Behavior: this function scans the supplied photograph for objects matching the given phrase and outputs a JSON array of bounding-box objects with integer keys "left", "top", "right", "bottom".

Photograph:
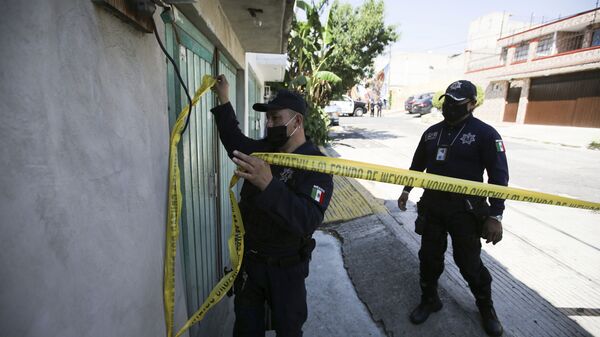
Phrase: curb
[{"left": 320, "top": 145, "right": 387, "bottom": 225}]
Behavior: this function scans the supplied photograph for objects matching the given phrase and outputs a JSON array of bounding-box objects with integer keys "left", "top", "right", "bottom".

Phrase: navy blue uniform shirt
[
  {"left": 211, "top": 102, "right": 333, "bottom": 255},
  {"left": 404, "top": 115, "right": 509, "bottom": 216}
]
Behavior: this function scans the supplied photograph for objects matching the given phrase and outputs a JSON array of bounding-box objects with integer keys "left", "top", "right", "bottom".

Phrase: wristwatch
[{"left": 489, "top": 215, "right": 503, "bottom": 222}]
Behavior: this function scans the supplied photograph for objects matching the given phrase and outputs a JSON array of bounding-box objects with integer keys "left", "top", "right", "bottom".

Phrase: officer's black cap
[
  {"left": 440, "top": 80, "right": 477, "bottom": 102},
  {"left": 253, "top": 89, "right": 307, "bottom": 115}
]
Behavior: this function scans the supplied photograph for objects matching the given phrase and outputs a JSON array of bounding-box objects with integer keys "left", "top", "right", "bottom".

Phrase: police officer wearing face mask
[
  {"left": 211, "top": 74, "right": 333, "bottom": 337},
  {"left": 397, "top": 80, "right": 509, "bottom": 336}
]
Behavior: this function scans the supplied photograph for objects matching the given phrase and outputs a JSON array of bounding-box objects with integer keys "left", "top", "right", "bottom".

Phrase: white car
[
  {"left": 324, "top": 104, "right": 340, "bottom": 126},
  {"left": 329, "top": 95, "right": 366, "bottom": 117}
]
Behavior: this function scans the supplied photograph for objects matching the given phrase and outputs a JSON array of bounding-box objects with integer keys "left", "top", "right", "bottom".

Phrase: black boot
[
  {"left": 478, "top": 302, "right": 503, "bottom": 336},
  {"left": 409, "top": 294, "right": 443, "bottom": 324}
]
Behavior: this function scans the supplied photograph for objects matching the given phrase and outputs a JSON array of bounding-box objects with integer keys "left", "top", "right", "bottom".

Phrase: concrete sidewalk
[
  {"left": 490, "top": 121, "right": 600, "bottom": 149},
  {"left": 304, "top": 231, "right": 387, "bottom": 337},
  {"left": 299, "top": 158, "right": 486, "bottom": 336},
  {"left": 305, "top": 145, "right": 596, "bottom": 337}
]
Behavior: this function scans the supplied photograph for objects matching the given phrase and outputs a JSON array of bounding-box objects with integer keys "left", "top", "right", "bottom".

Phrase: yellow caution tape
[
  {"left": 164, "top": 76, "right": 599, "bottom": 337},
  {"left": 164, "top": 75, "right": 244, "bottom": 337},
  {"left": 252, "top": 152, "right": 600, "bottom": 211},
  {"left": 172, "top": 174, "right": 244, "bottom": 337}
]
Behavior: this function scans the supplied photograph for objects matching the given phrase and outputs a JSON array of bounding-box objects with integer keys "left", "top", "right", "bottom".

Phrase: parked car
[
  {"left": 404, "top": 95, "right": 416, "bottom": 112},
  {"left": 330, "top": 95, "right": 367, "bottom": 117},
  {"left": 412, "top": 96, "right": 433, "bottom": 116},
  {"left": 324, "top": 104, "right": 341, "bottom": 126},
  {"left": 409, "top": 92, "right": 434, "bottom": 114}
]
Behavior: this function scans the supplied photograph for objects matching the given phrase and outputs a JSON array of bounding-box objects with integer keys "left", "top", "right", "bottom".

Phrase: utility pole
[{"left": 500, "top": 11, "right": 507, "bottom": 38}]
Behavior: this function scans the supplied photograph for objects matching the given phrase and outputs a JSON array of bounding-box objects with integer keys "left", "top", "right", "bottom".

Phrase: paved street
[{"left": 327, "top": 111, "right": 600, "bottom": 336}]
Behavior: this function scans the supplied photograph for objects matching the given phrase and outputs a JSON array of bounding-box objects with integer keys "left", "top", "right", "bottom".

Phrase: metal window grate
[
  {"left": 592, "top": 29, "right": 600, "bottom": 47},
  {"left": 536, "top": 36, "right": 554, "bottom": 57},
  {"left": 513, "top": 44, "right": 529, "bottom": 62}
]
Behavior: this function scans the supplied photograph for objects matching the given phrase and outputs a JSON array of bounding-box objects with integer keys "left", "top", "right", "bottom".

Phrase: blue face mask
[{"left": 266, "top": 114, "right": 298, "bottom": 147}]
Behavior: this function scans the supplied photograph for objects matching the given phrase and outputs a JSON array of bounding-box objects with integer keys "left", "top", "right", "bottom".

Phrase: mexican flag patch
[
  {"left": 495, "top": 139, "right": 505, "bottom": 152},
  {"left": 311, "top": 185, "right": 325, "bottom": 204}
]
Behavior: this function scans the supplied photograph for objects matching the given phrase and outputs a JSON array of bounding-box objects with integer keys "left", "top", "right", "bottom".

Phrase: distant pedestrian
[
  {"left": 376, "top": 98, "right": 383, "bottom": 117},
  {"left": 397, "top": 80, "right": 508, "bottom": 337},
  {"left": 369, "top": 98, "right": 375, "bottom": 117}
]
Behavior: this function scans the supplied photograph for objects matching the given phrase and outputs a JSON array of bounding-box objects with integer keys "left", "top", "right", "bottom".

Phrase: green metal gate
[
  {"left": 217, "top": 55, "right": 237, "bottom": 269},
  {"left": 163, "top": 10, "right": 223, "bottom": 331}
]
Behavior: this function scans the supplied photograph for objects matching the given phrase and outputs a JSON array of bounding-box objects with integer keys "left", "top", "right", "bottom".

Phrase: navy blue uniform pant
[
  {"left": 418, "top": 194, "right": 492, "bottom": 303},
  {"left": 233, "top": 256, "right": 309, "bottom": 337}
]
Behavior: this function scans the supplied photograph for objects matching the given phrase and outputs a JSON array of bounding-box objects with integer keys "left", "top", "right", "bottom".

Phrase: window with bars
[
  {"left": 536, "top": 36, "right": 554, "bottom": 57},
  {"left": 556, "top": 32, "right": 584, "bottom": 53},
  {"left": 592, "top": 29, "right": 600, "bottom": 47},
  {"left": 513, "top": 44, "right": 529, "bottom": 62}
]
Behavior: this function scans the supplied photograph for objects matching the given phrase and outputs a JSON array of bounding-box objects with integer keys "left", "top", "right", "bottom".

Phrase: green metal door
[
  {"left": 163, "top": 10, "right": 221, "bottom": 329},
  {"left": 217, "top": 55, "right": 237, "bottom": 268}
]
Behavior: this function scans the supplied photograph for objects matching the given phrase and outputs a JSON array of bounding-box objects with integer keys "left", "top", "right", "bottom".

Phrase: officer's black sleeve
[
  {"left": 210, "top": 102, "right": 270, "bottom": 157},
  {"left": 254, "top": 171, "right": 333, "bottom": 237},
  {"left": 482, "top": 128, "right": 509, "bottom": 216},
  {"left": 403, "top": 132, "right": 428, "bottom": 193}
]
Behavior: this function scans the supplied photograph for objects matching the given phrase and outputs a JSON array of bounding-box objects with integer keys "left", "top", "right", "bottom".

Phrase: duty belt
[{"left": 245, "top": 249, "right": 304, "bottom": 267}]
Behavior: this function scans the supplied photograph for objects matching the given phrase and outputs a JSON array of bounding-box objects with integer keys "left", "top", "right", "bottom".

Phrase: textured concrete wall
[
  {"left": 475, "top": 80, "right": 509, "bottom": 122},
  {"left": 0, "top": 1, "right": 191, "bottom": 336},
  {"left": 516, "top": 78, "right": 531, "bottom": 124}
]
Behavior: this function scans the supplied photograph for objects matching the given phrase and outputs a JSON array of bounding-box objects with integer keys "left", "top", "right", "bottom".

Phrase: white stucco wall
[{"left": 0, "top": 1, "right": 192, "bottom": 336}]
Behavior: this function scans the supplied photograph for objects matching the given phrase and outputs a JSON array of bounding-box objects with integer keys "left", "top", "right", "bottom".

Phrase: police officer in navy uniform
[
  {"left": 398, "top": 80, "right": 508, "bottom": 336},
  {"left": 211, "top": 75, "right": 333, "bottom": 337}
]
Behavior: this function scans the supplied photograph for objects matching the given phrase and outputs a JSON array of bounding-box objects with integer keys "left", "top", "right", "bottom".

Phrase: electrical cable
[
  {"left": 151, "top": 11, "right": 195, "bottom": 134},
  {"left": 150, "top": 0, "right": 169, "bottom": 8}
]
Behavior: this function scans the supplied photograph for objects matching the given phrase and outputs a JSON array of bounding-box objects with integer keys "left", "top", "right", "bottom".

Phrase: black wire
[
  {"left": 151, "top": 13, "right": 195, "bottom": 134},
  {"left": 150, "top": 0, "right": 168, "bottom": 8}
]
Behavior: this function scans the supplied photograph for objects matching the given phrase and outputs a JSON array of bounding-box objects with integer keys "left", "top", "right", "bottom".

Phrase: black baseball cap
[
  {"left": 253, "top": 89, "right": 308, "bottom": 115},
  {"left": 440, "top": 80, "right": 477, "bottom": 102}
]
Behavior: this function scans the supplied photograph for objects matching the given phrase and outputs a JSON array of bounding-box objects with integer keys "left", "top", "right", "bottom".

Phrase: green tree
[
  {"left": 286, "top": 0, "right": 342, "bottom": 145},
  {"left": 325, "top": 0, "right": 398, "bottom": 96},
  {"left": 432, "top": 91, "right": 445, "bottom": 110}
]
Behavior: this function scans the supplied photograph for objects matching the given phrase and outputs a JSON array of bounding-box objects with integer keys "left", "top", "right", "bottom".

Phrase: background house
[
  {"left": 466, "top": 8, "right": 600, "bottom": 127},
  {"left": 376, "top": 51, "right": 466, "bottom": 110}
]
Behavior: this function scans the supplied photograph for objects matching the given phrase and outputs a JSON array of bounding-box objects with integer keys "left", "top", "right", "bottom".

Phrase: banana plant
[{"left": 286, "top": 1, "right": 342, "bottom": 144}]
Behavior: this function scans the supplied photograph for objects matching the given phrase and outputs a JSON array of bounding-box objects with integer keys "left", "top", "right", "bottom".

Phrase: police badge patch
[
  {"left": 449, "top": 81, "right": 462, "bottom": 90},
  {"left": 460, "top": 132, "right": 476, "bottom": 145},
  {"left": 279, "top": 168, "right": 294, "bottom": 182}
]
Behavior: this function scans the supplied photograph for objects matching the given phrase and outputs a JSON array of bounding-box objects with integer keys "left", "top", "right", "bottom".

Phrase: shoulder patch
[
  {"left": 425, "top": 131, "right": 438, "bottom": 141},
  {"left": 311, "top": 185, "right": 326, "bottom": 205},
  {"left": 495, "top": 140, "right": 505, "bottom": 152}
]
